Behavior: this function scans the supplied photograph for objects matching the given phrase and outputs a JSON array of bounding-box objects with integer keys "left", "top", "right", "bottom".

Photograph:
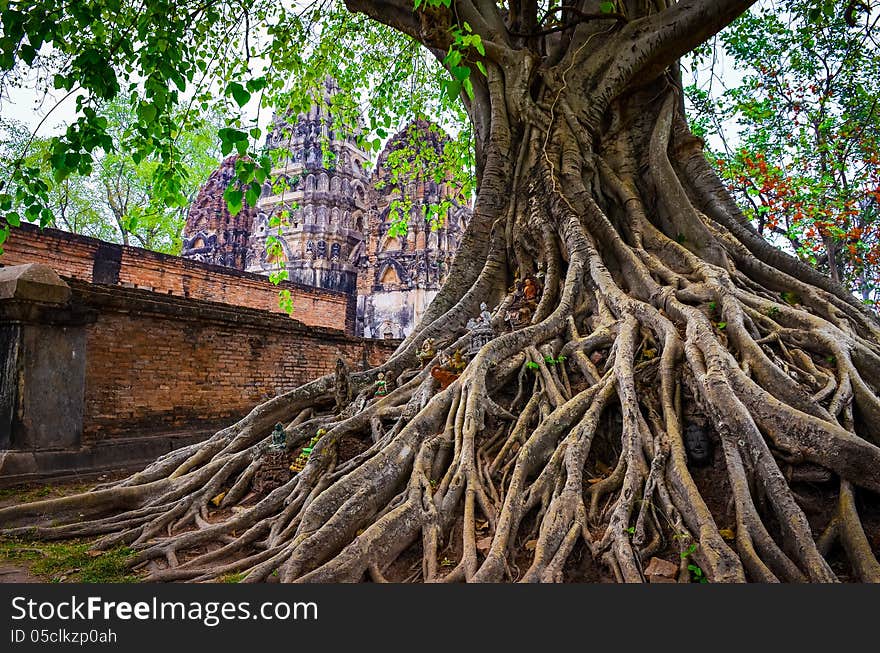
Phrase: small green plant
[
  {"left": 675, "top": 232, "right": 687, "bottom": 243},
  {"left": 688, "top": 563, "right": 708, "bottom": 583},
  {"left": 715, "top": 321, "right": 727, "bottom": 330},
  {"left": 708, "top": 301, "right": 717, "bottom": 311},
  {"left": 766, "top": 305, "right": 780, "bottom": 318},
  {"left": 440, "top": 557, "right": 455, "bottom": 567},
  {"left": 625, "top": 526, "right": 635, "bottom": 535},
  {"left": 680, "top": 542, "right": 708, "bottom": 583},
  {"left": 525, "top": 361, "right": 540, "bottom": 371}
]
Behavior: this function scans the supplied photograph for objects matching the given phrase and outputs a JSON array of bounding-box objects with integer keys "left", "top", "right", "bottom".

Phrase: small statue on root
[
  {"left": 505, "top": 273, "right": 543, "bottom": 330},
  {"left": 290, "top": 428, "right": 326, "bottom": 475},
  {"left": 416, "top": 338, "right": 437, "bottom": 368}
]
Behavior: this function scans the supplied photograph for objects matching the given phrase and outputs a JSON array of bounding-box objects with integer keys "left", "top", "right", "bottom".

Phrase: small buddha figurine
[
  {"left": 449, "top": 349, "right": 467, "bottom": 373},
  {"left": 431, "top": 365, "right": 459, "bottom": 390},
  {"left": 523, "top": 277, "right": 539, "bottom": 303},
  {"left": 289, "top": 429, "right": 326, "bottom": 474},
  {"left": 416, "top": 338, "right": 436, "bottom": 367},
  {"left": 374, "top": 372, "right": 389, "bottom": 397},
  {"left": 468, "top": 305, "right": 495, "bottom": 355},
  {"left": 269, "top": 422, "right": 286, "bottom": 450},
  {"left": 480, "top": 302, "right": 492, "bottom": 324}
]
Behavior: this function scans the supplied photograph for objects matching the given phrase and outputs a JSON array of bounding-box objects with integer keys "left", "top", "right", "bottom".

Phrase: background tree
[
  {"left": 0, "top": 95, "right": 223, "bottom": 252},
  {"left": 0, "top": 118, "right": 112, "bottom": 240},
  {"left": 686, "top": 0, "right": 880, "bottom": 306},
  {"left": 2, "top": 0, "right": 880, "bottom": 584}
]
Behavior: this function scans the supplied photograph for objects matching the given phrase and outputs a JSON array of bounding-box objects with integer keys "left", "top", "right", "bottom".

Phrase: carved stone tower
[
  {"left": 244, "top": 78, "right": 371, "bottom": 296},
  {"left": 355, "top": 119, "right": 469, "bottom": 339},
  {"left": 180, "top": 155, "right": 257, "bottom": 269}
]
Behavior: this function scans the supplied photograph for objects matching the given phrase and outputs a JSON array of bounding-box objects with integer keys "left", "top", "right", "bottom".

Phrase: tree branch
[
  {"left": 508, "top": 9, "right": 627, "bottom": 38},
  {"left": 343, "top": 0, "right": 444, "bottom": 49},
  {"left": 633, "top": 0, "right": 758, "bottom": 78}
]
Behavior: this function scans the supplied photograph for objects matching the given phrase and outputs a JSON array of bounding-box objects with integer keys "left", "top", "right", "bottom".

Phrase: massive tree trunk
[{"left": 4, "top": 0, "right": 880, "bottom": 583}]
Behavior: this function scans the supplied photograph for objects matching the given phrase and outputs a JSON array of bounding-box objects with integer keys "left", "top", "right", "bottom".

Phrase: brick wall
[
  {"left": 1, "top": 223, "right": 351, "bottom": 332},
  {"left": 73, "top": 280, "right": 397, "bottom": 443}
]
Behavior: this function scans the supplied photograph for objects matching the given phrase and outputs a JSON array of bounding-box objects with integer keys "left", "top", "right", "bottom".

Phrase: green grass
[
  {"left": 0, "top": 482, "right": 97, "bottom": 505},
  {"left": 0, "top": 485, "right": 54, "bottom": 503},
  {"left": 0, "top": 538, "right": 141, "bottom": 583}
]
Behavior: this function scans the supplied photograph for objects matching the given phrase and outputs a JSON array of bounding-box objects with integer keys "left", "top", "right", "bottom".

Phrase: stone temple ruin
[{"left": 181, "top": 79, "right": 471, "bottom": 339}]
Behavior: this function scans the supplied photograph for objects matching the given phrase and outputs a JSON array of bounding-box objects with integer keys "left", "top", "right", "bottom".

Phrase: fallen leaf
[
  {"left": 210, "top": 492, "right": 226, "bottom": 507},
  {"left": 86, "top": 550, "right": 103, "bottom": 558},
  {"left": 525, "top": 539, "right": 538, "bottom": 551},
  {"left": 719, "top": 528, "right": 735, "bottom": 540},
  {"left": 588, "top": 477, "right": 604, "bottom": 484}
]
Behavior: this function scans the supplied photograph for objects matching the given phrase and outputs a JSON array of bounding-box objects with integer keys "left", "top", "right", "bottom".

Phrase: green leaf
[
  {"left": 445, "top": 78, "right": 462, "bottom": 101},
  {"left": 472, "top": 35, "right": 485, "bottom": 56},
  {"left": 245, "top": 184, "right": 259, "bottom": 208},
  {"left": 226, "top": 82, "right": 251, "bottom": 107},
  {"left": 444, "top": 49, "right": 462, "bottom": 68},
  {"left": 224, "top": 186, "right": 243, "bottom": 216},
  {"left": 451, "top": 65, "right": 470, "bottom": 82},
  {"left": 599, "top": 1, "right": 615, "bottom": 13}
]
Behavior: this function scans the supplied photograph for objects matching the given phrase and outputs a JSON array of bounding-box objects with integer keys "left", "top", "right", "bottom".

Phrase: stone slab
[{"left": 0, "top": 263, "right": 71, "bottom": 304}]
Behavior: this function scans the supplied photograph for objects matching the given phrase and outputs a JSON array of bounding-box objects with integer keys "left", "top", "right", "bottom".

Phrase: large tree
[{"left": 3, "top": 0, "right": 880, "bottom": 583}]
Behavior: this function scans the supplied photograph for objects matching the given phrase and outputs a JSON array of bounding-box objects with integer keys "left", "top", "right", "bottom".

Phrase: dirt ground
[{"left": 0, "top": 472, "right": 133, "bottom": 583}]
